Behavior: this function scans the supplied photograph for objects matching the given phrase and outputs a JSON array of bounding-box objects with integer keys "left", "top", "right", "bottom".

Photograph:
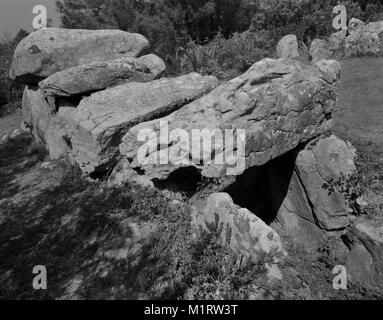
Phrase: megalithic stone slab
[
  {"left": 22, "top": 86, "right": 54, "bottom": 144},
  {"left": 119, "top": 58, "right": 341, "bottom": 182},
  {"left": 10, "top": 28, "right": 150, "bottom": 84},
  {"left": 47, "top": 73, "right": 219, "bottom": 174},
  {"left": 39, "top": 54, "right": 166, "bottom": 97}
]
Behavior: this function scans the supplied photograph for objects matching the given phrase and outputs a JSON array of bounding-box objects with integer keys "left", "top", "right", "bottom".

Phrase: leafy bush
[
  {"left": 179, "top": 31, "right": 271, "bottom": 79},
  {"left": 0, "top": 30, "right": 28, "bottom": 115},
  {"left": 55, "top": 0, "right": 383, "bottom": 77},
  {"left": 251, "top": 0, "right": 366, "bottom": 46},
  {"left": 363, "top": 2, "right": 383, "bottom": 22},
  {"left": 175, "top": 0, "right": 383, "bottom": 78},
  {"left": 0, "top": 41, "right": 15, "bottom": 106},
  {"left": 322, "top": 136, "right": 383, "bottom": 217},
  {"left": 322, "top": 172, "right": 365, "bottom": 215},
  {"left": 56, "top": 0, "right": 259, "bottom": 74},
  {"left": 181, "top": 235, "right": 266, "bottom": 300}
]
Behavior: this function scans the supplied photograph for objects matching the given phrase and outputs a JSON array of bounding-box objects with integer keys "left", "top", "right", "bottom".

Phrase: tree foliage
[
  {"left": 0, "top": 30, "right": 28, "bottom": 111},
  {"left": 55, "top": 0, "right": 383, "bottom": 76},
  {"left": 55, "top": 0, "right": 258, "bottom": 71}
]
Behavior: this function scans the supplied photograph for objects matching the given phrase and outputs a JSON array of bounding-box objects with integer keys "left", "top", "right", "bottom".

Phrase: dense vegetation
[
  {"left": 55, "top": 0, "right": 383, "bottom": 77},
  {"left": 1, "top": 0, "right": 383, "bottom": 112},
  {"left": 0, "top": 30, "right": 28, "bottom": 117}
]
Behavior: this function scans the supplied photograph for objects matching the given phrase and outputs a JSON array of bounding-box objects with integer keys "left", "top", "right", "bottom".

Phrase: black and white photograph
[{"left": 0, "top": 0, "right": 383, "bottom": 304}]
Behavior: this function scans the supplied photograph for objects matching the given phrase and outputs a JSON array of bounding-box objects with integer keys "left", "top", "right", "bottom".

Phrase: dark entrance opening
[{"left": 223, "top": 148, "right": 299, "bottom": 225}]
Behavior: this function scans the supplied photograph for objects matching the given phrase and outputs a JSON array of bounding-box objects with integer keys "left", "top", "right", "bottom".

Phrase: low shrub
[
  {"left": 322, "top": 172, "right": 365, "bottom": 216},
  {"left": 179, "top": 31, "right": 271, "bottom": 79},
  {"left": 178, "top": 0, "right": 383, "bottom": 79},
  {"left": 251, "top": 0, "right": 365, "bottom": 46}
]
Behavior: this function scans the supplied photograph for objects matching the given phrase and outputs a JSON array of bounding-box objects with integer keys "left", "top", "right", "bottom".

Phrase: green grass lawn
[
  {"left": 335, "top": 57, "right": 383, "bottom": 145},
  {"left": 334, "top": 57, "right": 383, "bottom": 216}
]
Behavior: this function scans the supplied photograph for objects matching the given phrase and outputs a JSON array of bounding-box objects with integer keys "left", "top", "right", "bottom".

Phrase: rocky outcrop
[
  {"left": 11, "top": 28, "right": 218, "bottom": 174},
  {"left": 345, "top": 217, "right": 383, "bottom": 289},
  {"left": 119, "top": 58, "right": 340, "bottom": 182},
  {"left": 310, "top": 18, "right": 383, "bottom": 60},
  {"left": 192, "top": 193, "right": 286, "bottom": 264},
  {"left": 344, "top": 19, "right": 383, "bottom": 57},
  {"left": 276, "top": 35, "right": 299, "bottom": 59},
  {"left": 47, "top": 73, "right": 218, "bottom": 174},
  {"left": 10, "top": 28, "right": 150, "bottom": 83},
  {"left": 39, "top": 54, "right": 166, "bottom": 97},
  {"left": 13, "top": 27, "right": 359, "bottom": 274},
  {"left": 12, "top": 29, "right": 343, "bottom": 184}
]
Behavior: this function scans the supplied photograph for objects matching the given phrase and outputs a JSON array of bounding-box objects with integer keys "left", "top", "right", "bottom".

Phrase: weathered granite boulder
[
  {"left": 294, "top": 135, "right": 357, "bottom": 230},
  {"left": 47, "top": 73, "right": 218, "bottom": 174},
  {"left": 39, "top": 54, "right": 166, "bottom": 97},
  {"left": 45, "top": 101, "right": 77, "bottom": 161},
  {"left": 119, "top": 58, "right": 340, "bottom": 183},
  {"left": 22, "top": 86, "right": 54, "bottom": 144},
  {"left": 345, "top": 217, "right": 383, "bottom": 289},
  {"left": 269, "top": 135, "right": 357, "bottom": 250},
  {"left": 269, "top": 166, "right": 327, "bottom": 251},
  {"left": 310, "top": 39, "right": 332, "bottom": 61},
  {"left": 348, "top": 18, "right": 365, "bottom": 35},
  {"left": 192, "top": 193, "right": 286, "bottom": 264},
  {"left": 10, "top": 28, "right": 150, "bottom": 84},
  {"left": 276, "top": 35, "right": 299, "bottom": 59}
]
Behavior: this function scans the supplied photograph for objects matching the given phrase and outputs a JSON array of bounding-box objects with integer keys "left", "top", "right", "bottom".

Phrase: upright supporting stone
[{"left": 276, "top": 35, "right": 299, "bottom": 59}]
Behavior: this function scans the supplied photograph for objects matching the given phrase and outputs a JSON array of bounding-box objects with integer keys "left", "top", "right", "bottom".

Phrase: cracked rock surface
[
  {"left": 39, "top": 54, "right": 166, "bottom": 97},
  {"left": 192, "top": 193, "right": 286, "bottom": 264},
  {"left": 270, "top": 135, "right": 357, "bottom": 251},
  {"left": 276, "top": 34, "right": 299, "bottom": 59},
  {"left": 119, "top": 58, "right": 340, "bottom": 182},
  {"left": 48, "top": 73, "right": 219, "bottom": 174},
  {"left": 294, "top": 135, "right": 357, "bottom": 230},
  {"left": 22, "top": 86, "right": 54, "bottom": 144},
  {"left": 345, "top": 216, "right": 383, "bottom": 289}
]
